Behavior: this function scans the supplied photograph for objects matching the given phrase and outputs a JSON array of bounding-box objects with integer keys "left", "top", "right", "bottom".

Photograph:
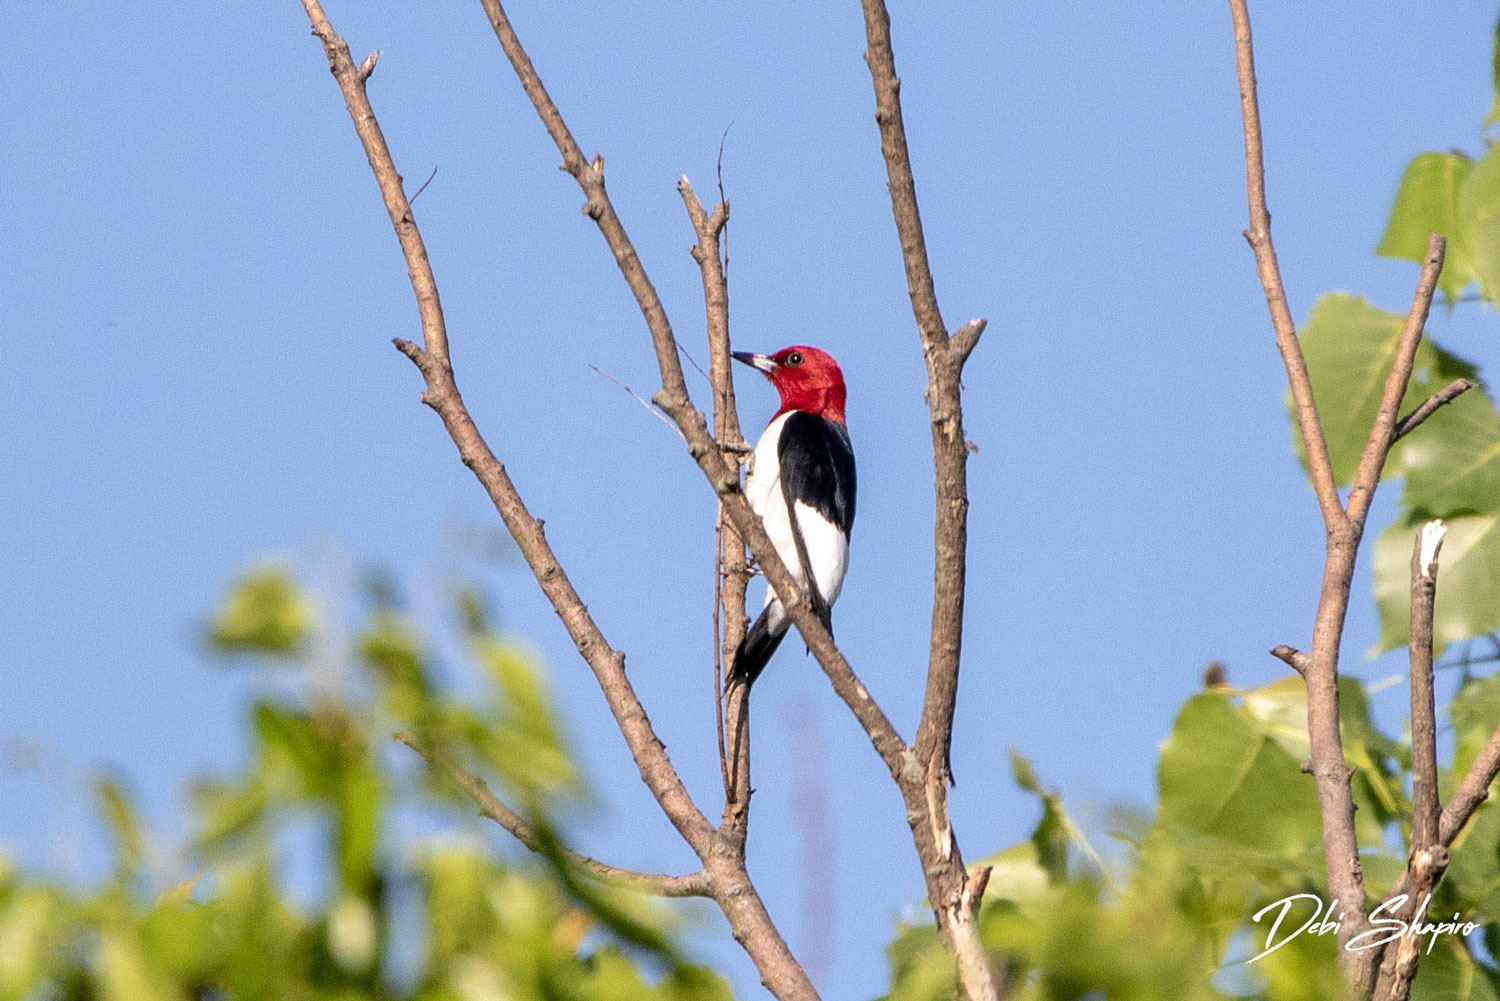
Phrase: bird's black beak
[{"left": 732, "top": 351, "right": 778, "bottom": 374}]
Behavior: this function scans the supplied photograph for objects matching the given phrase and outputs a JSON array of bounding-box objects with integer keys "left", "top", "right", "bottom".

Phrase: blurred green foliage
[
  {"left": 31, "top": 561, "right": 1500, "bottom": 1001},
  {"left": 1, "top": 565, "right": 729, "bottom": 1001}
]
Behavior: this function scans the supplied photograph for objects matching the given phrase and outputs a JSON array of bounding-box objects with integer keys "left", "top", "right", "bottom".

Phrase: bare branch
[
  {"left": 1393, "top": 378, "right": 1474, "bottom": 442},
  {"left": 1410, "top": 521, "right": 1445, "bottom": 850},
  {"left": 678, "top": 174, "right": 753, "bottom": 836},
  {"left": 470, "top": 3, "right": 991, "bottom": 995},
  {"left": 466, "top": 4, "right": 942, "bottom": 997},
  {"left": 1228, "top": 0, "right": 1343, "bottom": 533},
  {"left": 396, "top": 731, "right": 711, "bottom": 898},
  {"left": 299, "top": 0, "right": 716, "bottom": 872},
  {"left": 1346, "top": 234, "right": 1446, "bottom": 530},
  {"left": 1441, "top": 732, "right": 1500, "bottom": 843},
  {"left": 860, "top": 2, "right": 994, "bottom": 998}
]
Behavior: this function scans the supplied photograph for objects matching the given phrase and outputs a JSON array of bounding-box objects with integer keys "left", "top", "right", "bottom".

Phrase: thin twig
[
  {"left": 714, "top": 520, "right": 730, "bottom": 802},
  {"left": 717, "top": 122, "right": 732, "bottom": 279},
  {"left": 397, "top": 731, "right": 710, "bottom": 897},
  {"left": 1345, "top": 234, "right": 1446, "bottom": 531},
  {"left": 1393, "top": 378, "right": 1474, "bottom": 442},
  {"left": 1228, "top": 0, "right": 1342, "bottom": 532},
  {"left": 589, "top": 364, "right": 686, "bottom": 439},
  {"left": 677, "top": 342, "right": 712, "bottom": 384},
  {"left": 408, "top": 165, "right": 439, "bottom": 205},
  {"left": 679, "top": 173, "right": 744, "bottom": 825}
]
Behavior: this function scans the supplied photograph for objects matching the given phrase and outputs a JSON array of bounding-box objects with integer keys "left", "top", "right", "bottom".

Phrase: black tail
[{"left": 729, "top": 607, "right": 787, "bottom": 690}]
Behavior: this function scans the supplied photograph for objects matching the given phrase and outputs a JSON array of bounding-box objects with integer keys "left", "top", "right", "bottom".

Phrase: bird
[{"left": 728, "top": 345, "right": 856, "bottom": 688}]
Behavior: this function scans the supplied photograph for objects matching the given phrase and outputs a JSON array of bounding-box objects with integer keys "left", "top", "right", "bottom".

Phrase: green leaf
[
  {"left": 1157, "top": 691, "right": 1324, "bottom": 861},
  {"left": 96, "top": 778, "right": 147, "bottom": 884},
  {"left": 334, "top": 757, "right": 383, "bottom": 894},
  {"left": 1008, "top": 748, "right": 1069, "bottom": 884},
  {"left": 1241, "top": 676, "right": 1408, "bottom": 831},
  {"left": 1451, "top": 672, "right": 1500, "bottom": 791},
  {"left": 1488, "top": 18, "right": 1500, "bottom": 129},
  {"left": 474, "top": 639, "right": 577, "bottom": 798},
  {"left": 1460, "top": 143, "right": 1500, "bottom": 306},
  {"left": 1374, "top": 510, "right": 1500, "bottom": 655},
  {"left": 1008, "top": 746, "right": 1041, "bottom": 794},
  {"left": 1293, "top": 295, "right": 1475, "bottom": 486},
  {"left": 1409, "top": 930, "right": 1500, "bottom": 1001},
  {"left": 1443, "top": 800, "right": 1500, "bottom": 923},
  {"left": 881, "top": 922, "right": 953, "bottom": 1001},
  {"left": 1377, "top": 151, "right": 1476, "bottom": 299},
  {"left": 1401, "top": 388, "right": 1500, "bottom": 515},
  {"left": 253, "top": 702, "right": 327, "bottom": 800},
  {"left": 206, "top": 567, "right": 311, "bottom": 657}
]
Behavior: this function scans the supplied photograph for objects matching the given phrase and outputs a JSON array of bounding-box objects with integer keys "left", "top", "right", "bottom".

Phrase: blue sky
[{"left": 4, "top": 1, "right": 1499, "bottom": 997}]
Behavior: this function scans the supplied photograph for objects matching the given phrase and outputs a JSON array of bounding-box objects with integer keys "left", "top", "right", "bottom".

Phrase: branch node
[
  {"left": 357, "top": 49, "right": 381, "bottom": 82},
  {"left": 949, "top": 317, "right": 987, "bottom": 368}
]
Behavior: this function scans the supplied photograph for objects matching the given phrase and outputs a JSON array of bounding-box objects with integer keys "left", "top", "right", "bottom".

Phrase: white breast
[{"left": 744, "top": 412, "right": 849, "bottom": 623}]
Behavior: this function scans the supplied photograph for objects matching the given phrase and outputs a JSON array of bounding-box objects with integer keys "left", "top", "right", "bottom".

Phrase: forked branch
[{"left": 1229, "top": 1, "right": 1448, "bottom": 991}]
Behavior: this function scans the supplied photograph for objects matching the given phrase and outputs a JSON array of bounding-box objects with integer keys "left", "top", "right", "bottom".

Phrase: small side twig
[
  {"left": 589, "top": 364, "right": 685, "bottom": 439},
  {"left": 1270, "top": 644, "right": 1310, "bottom": 676},
  {"left": 408, "top": 165, "right": 439, "bottom": 205},
  {"left": 1393, "top": 378, "right": 1474, "bottom": 442},
  {"left": 1344, "top": 234, "right": 1446, "bottom": 531},
  {"left": 396, "top": 731, "right": 710, "bottom": 897}
]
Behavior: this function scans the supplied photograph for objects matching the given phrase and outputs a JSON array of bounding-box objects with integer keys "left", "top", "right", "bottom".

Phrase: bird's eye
[{"left": 785, "top": 351, "right": 804, "bottom": 366}]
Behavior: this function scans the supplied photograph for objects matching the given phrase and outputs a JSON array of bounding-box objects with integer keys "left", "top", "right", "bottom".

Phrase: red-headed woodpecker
[{"left": 729, "top": 346, "right": 856, "bottom": 688}]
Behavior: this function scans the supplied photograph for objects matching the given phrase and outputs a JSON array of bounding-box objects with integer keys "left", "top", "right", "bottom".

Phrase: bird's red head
[{"left": 732, "top": 345, "right": 847, "bottom": 424}]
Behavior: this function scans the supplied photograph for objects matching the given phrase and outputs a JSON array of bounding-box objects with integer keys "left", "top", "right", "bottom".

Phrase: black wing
[
  {"left": 776, "top": 412, "right": 856, "bottom": 537},
  {"left": 777, "top": 412, "right": 856, "bottom": 629}
]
